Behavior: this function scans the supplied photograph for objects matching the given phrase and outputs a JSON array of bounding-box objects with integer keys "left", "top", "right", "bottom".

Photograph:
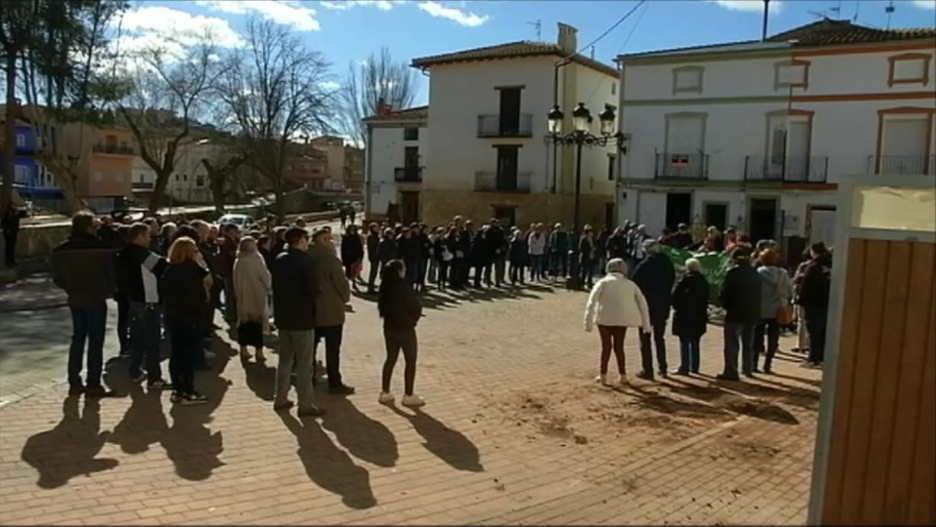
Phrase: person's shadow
[
  {"left": 390, "top": 407, "right": 483, "bottom": 472},
  {"left": 278, "top": 412, "right": 377, "bottom": 509},
  {"left": 242, "top": 355, "right": 276, "bottom": 402},
  {"left": 320, "top": 398, "right": 399, "bottom": 468},
  {"left": 160, "top": 403, "right": 225, "bottom": 481},
  {"left": 108, "top": 383, "right": 169, "bottom": 455},
  {"left": 20, "top": 397, "right": 119, "bottom": 489}
]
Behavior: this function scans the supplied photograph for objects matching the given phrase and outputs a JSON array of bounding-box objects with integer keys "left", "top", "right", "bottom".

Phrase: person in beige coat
[
  {"left": 233, "top": 237, "right": 272, "bottom": 362},
  {"left": 309, "top": 228, "right": 355, "bottom": 395}
]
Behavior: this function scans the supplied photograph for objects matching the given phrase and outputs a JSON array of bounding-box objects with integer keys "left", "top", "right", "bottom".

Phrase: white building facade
[
  {"left": 377, "top": 23, "right": 621, "bottom": 228},
  {"left": 363, "top": 106, "right": 428, "bottom": 223},
  {"left": 615, "top": 20, "right": 935, "bottom": 251}
]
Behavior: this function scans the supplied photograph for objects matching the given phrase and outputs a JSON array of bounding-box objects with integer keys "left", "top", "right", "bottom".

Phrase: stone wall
[{"left": 420, "top": 189, "right": 613, "bottom": 230}]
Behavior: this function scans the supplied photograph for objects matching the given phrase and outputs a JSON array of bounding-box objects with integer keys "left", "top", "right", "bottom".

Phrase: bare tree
[
  {"left": 2, "top": 0, "right": 123, "bottom": 211},
  {"left": 114, "top": 36, "right": 228, "bottom": 214},
  {"left": 200, "top": 144, "right": 247, "bottom": 214},
  {"left": 217, "top": 17, "right": 332, "bottom": 219},
  {"left": 15, "top": 0, "right": 125, "bottom": 213},
  {"left": 339, "top": 47, "right": 419, "bottom": 147}
]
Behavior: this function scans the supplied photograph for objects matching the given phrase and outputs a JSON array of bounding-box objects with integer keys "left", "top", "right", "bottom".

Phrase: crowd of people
[
  {"left": 47, "top": 206, "right": 832, "bottom": 415},
  {"left": 583, "top": 236, "right": 832, "bottom": 385},
  {"left": 49, "top": 211, "right": 425, "bottom": 416}
]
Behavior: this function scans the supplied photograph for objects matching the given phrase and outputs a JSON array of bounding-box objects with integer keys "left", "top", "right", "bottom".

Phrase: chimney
[
  {"left": 376, "top": 97, "right": 393, "bottom": 116},
  {"left": 557, "top": 23, "right": 577, "bottom": 54}
]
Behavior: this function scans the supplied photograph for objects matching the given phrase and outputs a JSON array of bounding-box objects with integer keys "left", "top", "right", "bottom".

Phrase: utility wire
[
  {"left": 576, "top": 0, "right": 647, "bottom": 56},
  {"left": 584, "top": 0, "right": 649, "bottom": 107}
]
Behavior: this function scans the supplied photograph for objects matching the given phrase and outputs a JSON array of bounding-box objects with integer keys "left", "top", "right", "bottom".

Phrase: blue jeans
[
  {"left": 722, "top": 322, "right": 755, "bottom": 378},
  {"left": 129, "top": 302, "right": 162, "bottom": 382},
  {"left": 678, "top": 335, "right": 701, "bottom": 373},
  {"left": 68, "top": 304, "right": 107, "bottom": 388},
  {"left": 529, "top": 255, "right": 544, "bottom": 280}
]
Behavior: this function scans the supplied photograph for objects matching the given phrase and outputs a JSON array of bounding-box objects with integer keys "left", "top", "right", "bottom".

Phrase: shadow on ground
[
  {"left": 20, "top": 397, "right": 119, "bottom": 489},
  {"left": 390, "top": 406, "right": 484, "bottom": 472},
  {"left": 278, "top": 412, "right": 377, "bottom": 509}
]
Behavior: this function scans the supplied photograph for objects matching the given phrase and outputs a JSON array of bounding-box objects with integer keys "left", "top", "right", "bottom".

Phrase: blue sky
[{"left": 121, "top": 0, "right": 936, "bottom": 106}]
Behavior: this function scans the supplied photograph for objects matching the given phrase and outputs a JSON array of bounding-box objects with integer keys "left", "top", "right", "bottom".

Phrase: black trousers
[
  {"left": 509, "top": 262, "right": 525, "bottom": 284},
  {"left": 116, "top": 295, "right": 131, "bottom": 352},
  {"left": 3, "top": 231, "right": 16, "bottom": 266},
  {"left": 367, "top": 260, "right": 382, "bottom": 290},
  {"left": 169, "top": 323, "right": 199, "bottom": 395},
  {"left": 753, "top": 318, "right": 780, "bottom": 371},
  {"left": 804, "top": 306, "right": 828, "bottom": 365},
  {"left": 639, "top": 320, "right": 668, "bottom": 375},
  {"left": 382, "top": 327, "right": 418, "bottom": 396},
  {"left": 315, "top": 325, "right": 344, "bottom": 389}
]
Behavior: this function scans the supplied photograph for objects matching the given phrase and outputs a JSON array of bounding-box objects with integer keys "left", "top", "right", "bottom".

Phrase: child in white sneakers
[{"left": 377, "top": 260, "right": 425, "bottom": 407}]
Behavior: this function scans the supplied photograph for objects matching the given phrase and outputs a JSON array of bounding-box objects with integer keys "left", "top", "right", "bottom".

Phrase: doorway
[
  {"left": 807, "top": 205, "right": 836, "bottom": 248},
  {"left": 492, "top": 205, "right": 516, "bottom": 227},
  {"left": 499, "top": 88, "right": 521, "bottom": 136},
  {"left": 400, "top": 191, "right": 420, "bottom": 224},
  {"left": 495, "top": 146, "right": 519, "bottom": 191},
  {"left": 704, "top": 202, "right": 728, "bottom": 232},
  {"left": 749, "top": 197, "right": 778, "bottom": 243},
  {"left": 604, "top": 202, "right": 615, "bottom": 230},
  {"left": 665, "top": 192, "right": 692, "bottom": 231}
]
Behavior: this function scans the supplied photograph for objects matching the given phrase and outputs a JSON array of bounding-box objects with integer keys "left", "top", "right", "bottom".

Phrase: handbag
[{"left": 777, "top": 304, "right": 794, "bottom": 325}]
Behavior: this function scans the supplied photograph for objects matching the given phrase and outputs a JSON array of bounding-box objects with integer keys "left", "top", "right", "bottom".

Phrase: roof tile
[{"left": 411, "top": 41, "right": 618, "bottom": 77}]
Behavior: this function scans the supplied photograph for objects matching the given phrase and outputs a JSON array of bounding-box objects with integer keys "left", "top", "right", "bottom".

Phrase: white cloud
[
  {"left": 913, "top": 0, "right": 935, "bottom": 9},
  {"left": 320, "top": 0, "right": 398, "bottom": 10},
  {"left": 417, "top": 1, "right": 488, "bottom": 27},
  {"left": 709, "top": 0, "right": 781, "bottom": 13},
  {"left": 318, "top": 81, "right": 341, "bottom": 90},
  {"left": 195, "top": 0, "right": 321, "bottom": 31},
  {"left": 120, "top": 6, "right": 244, "bottom": 48}
]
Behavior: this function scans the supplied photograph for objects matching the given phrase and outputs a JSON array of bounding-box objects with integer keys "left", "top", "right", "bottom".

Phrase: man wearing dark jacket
[
  {"left": 488, "top": 219, "right": 507, "bottom": 287},
  {"left": 365, "top": 222, "right": 381, "bottom": 294},
  {"left": 606, "top": 227, "right": 628, "bottom": 260},
  {"left": 1, "top": 204, "right": 27, "bottom": 267},
  {"left": 219, "top": 224, "right": 239, "bottom": 322},
  {"left": 50, "top": 211, "right": 118, "bottom": 397},
  {"left": 396, "top": 227, "right": 420, "bottom": 287},
  {"left": 717, "top": 246, "right": 762, "bottom": 381},
  {"left": 115, "top": 223, "right": 169, "bottom": 388},
  {"left": 632, "top": 239, "right": 676, "bottom": 379},
  {"left": 796, "top": 242, "right": 832, "bottom": 367},
  {"left": 673, "top": 223, "right": 693, "bottom": 250},
  {"left": 272, "top": 227, "right": 325, "bottom": 418}
]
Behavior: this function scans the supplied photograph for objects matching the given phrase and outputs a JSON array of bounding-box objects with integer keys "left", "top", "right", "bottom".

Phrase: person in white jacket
[{"left": 584, "top": 258, "right": 652, "bottom": 386}]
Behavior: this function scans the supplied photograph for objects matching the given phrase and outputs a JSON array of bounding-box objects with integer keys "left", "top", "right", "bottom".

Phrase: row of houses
[
  {"left": 2, "top": 109, "right": 365, "bottom": 211},
  {"left": 364, "top": 18, "right": 935, "bottom": 251}
]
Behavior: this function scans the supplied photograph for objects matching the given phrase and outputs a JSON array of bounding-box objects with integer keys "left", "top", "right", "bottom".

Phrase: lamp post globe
[
  {"left": 571, "top": 103, "right": 590, "bottom": 133},
  {"left": 598, "top": 104, "right": 616, "bottom": 136},
  {"left": 547, "top": 105, "right": 564, "bottom": 135}
]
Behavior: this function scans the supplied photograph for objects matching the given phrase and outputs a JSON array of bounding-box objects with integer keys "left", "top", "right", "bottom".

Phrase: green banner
[{"left": 660, "top": 245, "right": 731, "bottom": 304}]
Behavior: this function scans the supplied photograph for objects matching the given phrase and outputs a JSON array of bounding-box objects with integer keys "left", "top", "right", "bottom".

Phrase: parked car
[{"left": 218, "top": 213, "right": 252, "bottom": 229}]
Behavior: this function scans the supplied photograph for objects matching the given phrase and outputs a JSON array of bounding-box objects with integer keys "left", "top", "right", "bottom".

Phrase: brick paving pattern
[{"left": 0, "top": 279, "right": 822, "bottom": 525}]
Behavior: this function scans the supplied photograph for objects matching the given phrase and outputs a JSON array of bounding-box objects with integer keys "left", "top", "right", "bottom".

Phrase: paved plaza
[{"left": 0, "top": 266, "right": 822, "bottom": 525}]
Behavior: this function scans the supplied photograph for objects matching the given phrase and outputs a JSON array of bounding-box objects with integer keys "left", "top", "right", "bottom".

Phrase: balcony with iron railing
[
  {"left": 92, "top": 143, "right": 135, "bottom": 155},
  {"left": 477, "top": 114, "right": 534, "bottom": 138},
  {"left": 744, "top": 155, "right": 829, "bottom": 184},
  {"left": 132, "top": 181, "right": 155, "bottom": 190},
  {"left": 654, "top": 152, "right": 709, "bottom": 180},
  {"left": 866, "top": 155, "right": 935, "bottom": 175},
  {"left": 474, "top": 170, "right": 532, "bottom": 193},
  {"left": 394, "top": 166, "right": 423, "bottom": 183}
]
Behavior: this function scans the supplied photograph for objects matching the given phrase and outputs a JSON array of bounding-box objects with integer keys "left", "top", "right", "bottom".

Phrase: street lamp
[{"left": 547, "top": 102, "right": 628, "bottom": 290}]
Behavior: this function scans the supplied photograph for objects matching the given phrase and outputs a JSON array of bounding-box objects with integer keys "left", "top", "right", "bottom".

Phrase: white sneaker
[
  {"left": 401, "top": 394, "right": 425, "bottom": 407},
  {"left": 378, "top": 392, "right": 395, "bottom": 405},
  {"left": 595, "top": 374, "right": 609, "bottom": 386}
]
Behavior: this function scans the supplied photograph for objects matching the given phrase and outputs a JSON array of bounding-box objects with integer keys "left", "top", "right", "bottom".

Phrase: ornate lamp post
[{"left": 547, "top": 102, "right": 627, "bottom": 290}]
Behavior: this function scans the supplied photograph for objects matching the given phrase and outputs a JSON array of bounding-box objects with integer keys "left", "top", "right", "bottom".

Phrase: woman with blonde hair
[
  {"left": 584, "top": 258, "right": 652, "bottom": 386},
  {"left": 233, "top": 236, "right": 272, "bottom": 362},
  {"left": 161, "top": 236, "right": 210, "bottom": 404}
]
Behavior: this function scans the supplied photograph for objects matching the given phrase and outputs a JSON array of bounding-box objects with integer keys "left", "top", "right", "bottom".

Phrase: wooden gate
[{"left": 808, "top": 175, "right": 936, "bottom": 525}]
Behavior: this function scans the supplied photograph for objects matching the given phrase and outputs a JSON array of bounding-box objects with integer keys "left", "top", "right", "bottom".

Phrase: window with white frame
[
  {"left": 775, "top": 60, "right": 809, "bottom": 89},
  {"left": 889, "top": 54, "right": 930, "bottom": 86},
  {"left": 611, "top": 82, "right": 617, "bottom": 96},
  {"left": 672, "top": 67, "right": 703, "bottom": 94},
  {"left": 15, "top": 134, "right": 25, "bottom": 148},
  {"left": 14, "top": 165, "right": 28, "bottom": 184}
]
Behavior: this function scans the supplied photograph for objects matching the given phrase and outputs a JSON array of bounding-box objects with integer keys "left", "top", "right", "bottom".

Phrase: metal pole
[
  {"left": 762, "top": 0, "right": 770, "bottom": 41},
  {"left": 569, "top": 137, "right": 583, "bottom": 289}
]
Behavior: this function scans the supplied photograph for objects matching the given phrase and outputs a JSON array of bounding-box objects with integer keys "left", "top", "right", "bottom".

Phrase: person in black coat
[
  {"left": 717, "top": 246, "right": 762, "bottom": 381},
  {"left": 365, "top": 222, "right": 381, "bottom": 294},
  {"left": 487, "top": 219, "right": 507, "bottom": 287},
  {"left": 396, "top": 227, "right": 420, "bottom": 287},
  {"left": 340, "top": 224, "right": 365, "bottom": 291},
  {"left": 671, "top": 259, "right": 709, "bottom": 375},
  {"left": 579, "top": 227, "right": 598, "bottom": 289},
  {"left": 632, "top": 239, "right": 676, "bottom": 379},
  {"left": 606, "top": 227, "right": 628, "bottom": 261},
  {"left": 508, "top": 227, "right": 528, "bottom": 286},
  {"left": 1, "top": 204, "right": 27, "bottom": 267},
  {"left": 416, "top": 223, "right": 433, "bottom": 292},
  {"left": 470, "top": 227, "right": 492, "bottom": 288},
  {"left": 796, "top": 242, "right": 832, "bottom": 367}
]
